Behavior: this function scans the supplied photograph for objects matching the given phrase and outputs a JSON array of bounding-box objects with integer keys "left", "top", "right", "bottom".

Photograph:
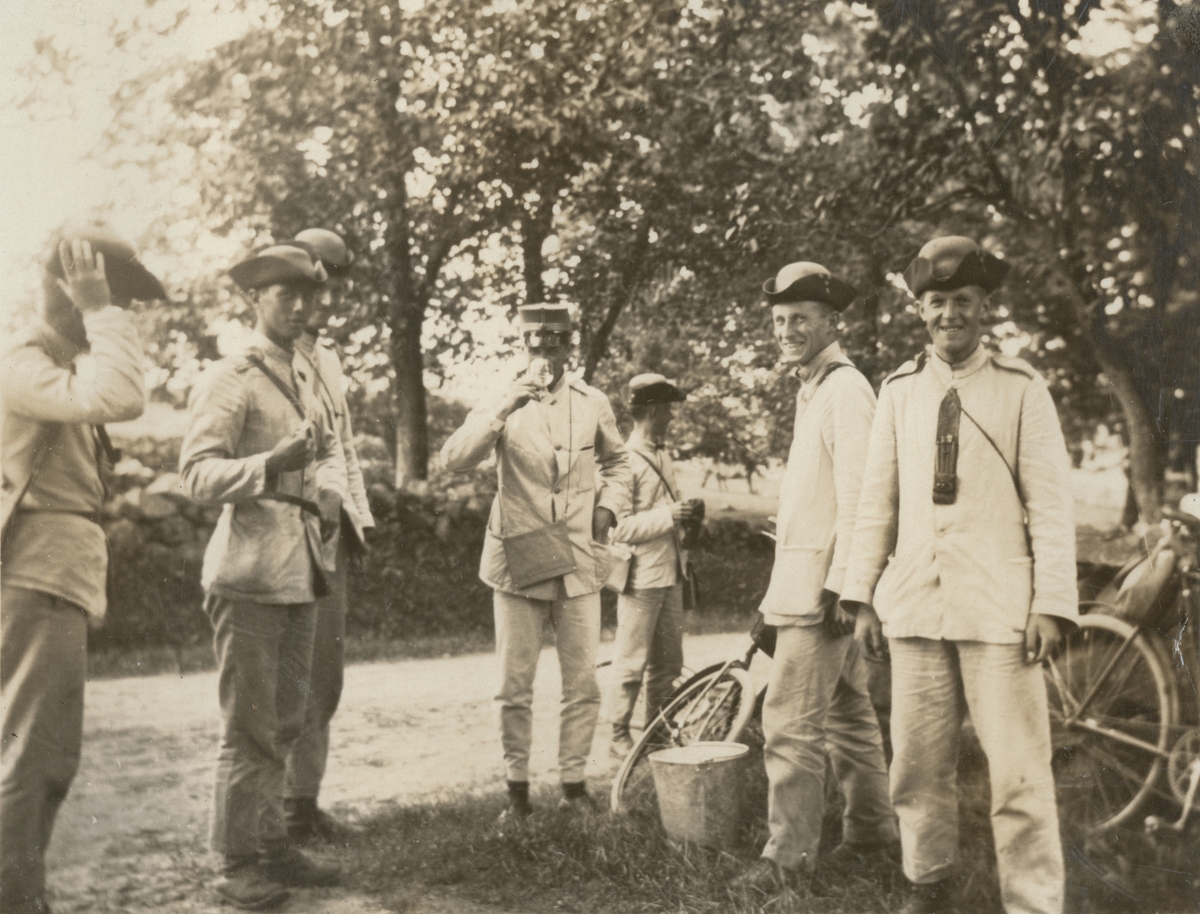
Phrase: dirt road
[{"left": 45, "top": 632, "right": 750, "bottom": 913}]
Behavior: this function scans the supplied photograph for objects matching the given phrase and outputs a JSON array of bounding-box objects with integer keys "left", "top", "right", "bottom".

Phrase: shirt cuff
[
  {"left": 823, "top": 564, "right": 846, "bottom": 596},
  {"left": 254, "top": 453, "right": 275, "bottom": 494}
]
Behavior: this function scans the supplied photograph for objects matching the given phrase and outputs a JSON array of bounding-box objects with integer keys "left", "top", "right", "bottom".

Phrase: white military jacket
[
  {"left": 440, "top": 371, "right": 632, "bottom": 599},
  {"left": 841, "top": 345, "right": 1078, "bottom": 643},
  {"left": 611, "top": 429, "right": 685, "bottom": 590},
  {"left": 758, "top": 342, "right": 876, "bottom": 625},
  {"left": 181, "top": 332, "right": 344, "bottom": 604}
]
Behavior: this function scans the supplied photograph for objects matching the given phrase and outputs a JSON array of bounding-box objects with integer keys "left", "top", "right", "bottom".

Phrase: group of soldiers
[{"left": 0, "top": 222, "right": 1075, "bottom": 914}]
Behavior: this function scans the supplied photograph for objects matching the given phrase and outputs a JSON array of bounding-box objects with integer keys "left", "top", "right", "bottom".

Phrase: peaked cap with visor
[{"left": 518, "top": 303, "right": 572, "bottom": 348}]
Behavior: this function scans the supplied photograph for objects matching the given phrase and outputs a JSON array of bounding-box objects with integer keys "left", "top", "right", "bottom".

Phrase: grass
[{"left": 331, "top": 732, "right": 1198, "bottom": 914}]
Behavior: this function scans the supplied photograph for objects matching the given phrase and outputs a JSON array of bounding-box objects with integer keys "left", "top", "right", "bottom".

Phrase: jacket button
[
  {"left": 555, "top": 444, "right": 562, "bottom": 451},
  {"left": 554, "top": 487, "right": 562, "bottom": 495}
]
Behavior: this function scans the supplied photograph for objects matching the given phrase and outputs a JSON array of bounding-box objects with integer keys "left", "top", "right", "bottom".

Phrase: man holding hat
[
  {"left": 735, "top": 262, "right": 896, "bottom": 896},
  {"left": 281, "top": 229, "right": 375, "bottom": 844},
  {"left": 181, "top": 244, "right": 345, "bottom": 908},
  {"left": 1, "top": 227, "right": 164, "bottom": 914},
  {"left": 605, "top": 374, "right": 701, "bottom": 759},
  {"left": 841, "top": 236, "right": 1076, "bottom": 914},
  {"left": 441, "top": 303, "right": 631, "bottom": 819}
]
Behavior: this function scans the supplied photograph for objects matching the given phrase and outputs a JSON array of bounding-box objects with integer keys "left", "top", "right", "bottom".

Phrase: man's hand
[
  {"left": 592, "top": 506, "right": 616, "bottom": 544},
  {"left": 57, "top": 239, "right": 112, "bottom": 313},
  {"left": 265, "top": 422, "right": 316, "bottom": 475},
  {"left": 318, "top": 490, "right": 343, "bottom": 543},
  {"left": 849, "top": 601, "right": 887, "bottom": 660},
  {"left": 821, "top": 589, "right": 854, "bottom": 638},
  {"left": 1024, "top": 613, "right": 1062, "bottom": 664},
  {"left": 670, "top": 501, "right": 699, "bottom": 523},
  {"left": 496, "top": 378, "right": 543, "bottom": 421}
]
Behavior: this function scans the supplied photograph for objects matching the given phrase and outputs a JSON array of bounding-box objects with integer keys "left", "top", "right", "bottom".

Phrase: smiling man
[
  {"left": 841, "top": 236, "right": 1077, "bottom": 914},
  {"left": 181, "top": 245, "right": 346, "bottom": 910},
  {"left": 734, "top": 262, "right": 896, "bottom": 897}
]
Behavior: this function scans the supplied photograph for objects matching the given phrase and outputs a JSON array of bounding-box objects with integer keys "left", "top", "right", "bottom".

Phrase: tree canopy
[{"left": 29, "top": 0, "right": 1198, "bottom": 514}]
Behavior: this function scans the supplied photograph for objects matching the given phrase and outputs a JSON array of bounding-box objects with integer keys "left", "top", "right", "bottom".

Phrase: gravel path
[{"left": 44, "top": 632, "right": 750, "bottom": 913}]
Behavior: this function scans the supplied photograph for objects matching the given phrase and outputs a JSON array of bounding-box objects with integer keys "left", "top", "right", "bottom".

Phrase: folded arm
[{"left": 180, "top": 364, "right": 271, "bottom": 505}]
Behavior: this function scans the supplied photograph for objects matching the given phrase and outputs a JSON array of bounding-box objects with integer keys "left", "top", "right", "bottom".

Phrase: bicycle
[
  {"left": 608, "top": 616, "right": 773, "bottom": 815},
  {"left": 1043, "top": 493, "right": 1200, "bottom": 837}
]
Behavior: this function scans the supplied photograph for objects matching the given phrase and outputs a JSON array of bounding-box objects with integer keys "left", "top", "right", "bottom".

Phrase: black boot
[
  {"left": 898, "top": 878, "right": 959, "bottom": 914},
  {"left": 498, "top": 779, "right": 533, "bottom": 824},
  {"left": 285, "top": 796, "right": 317, "bottom": 843}
]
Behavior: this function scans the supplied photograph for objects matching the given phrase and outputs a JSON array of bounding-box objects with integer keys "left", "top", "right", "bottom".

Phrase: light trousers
[
  {"left": 285, "top": 531, "right": 350, "bottom": 800},
  {"left": 206, "top": 593, "right": 316, "bottom": 860},
  {"left": 0, "top": 587, "right": 87, "bottom": 912},
  {"left": 761, "top": 625, "right": 896, "bottom": 873},
  {"left": 889, "top": 637, "right": 1063, "bottom": 914},
  {"left": 606, "top": 584, "right": 684, "bottom": 737},
  {"left": 493, "top": 589, "right": 601, "bottom": 784}
]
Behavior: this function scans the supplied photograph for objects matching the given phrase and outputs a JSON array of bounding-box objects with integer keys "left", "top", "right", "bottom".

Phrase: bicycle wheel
[
  {"left": 1044, "top": 610, "right": 1177, "bottom": 833},
  {"left": 610, "top": 664, "right": 756, "bottom": 814}
]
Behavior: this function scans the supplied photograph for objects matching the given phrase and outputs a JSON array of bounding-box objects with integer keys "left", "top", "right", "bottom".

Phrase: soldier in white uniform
[
  {"left": 841, "top": 237, "right": 1077, "bottom": 914},
  {"left": 283, "top": 229, "right": 375, "bottom": 843},
  {"left": 734, "top": 262, "right": 896, "bottom": 896},
  {"left": 441, "top": 304, "right": 631, "bottom": 819},
  {"left": 2, "top": 229, "right": 163, "bottom": 914},
  {"left": 181, "top": 245, "right": 345, "bottom": 909},
  {"left": 606, "top": 374, "right": 700, "bottom": 759}
]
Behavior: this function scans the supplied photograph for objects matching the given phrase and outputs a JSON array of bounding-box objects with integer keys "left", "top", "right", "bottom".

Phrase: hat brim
[
  {"left": 47, "top": 232, "right": 168, "bottom": 302},
  {"left": 290, "top": 238, "right": 354, "bottom": 276},
  {"left": 229, "top": 255, "right": 326, "bottom": 292},
  {"left": 630, "top": 382, "right": 688, "bottom": 406},
  {"left": 904, "top": 250, "right": 1009, "bottom": 297},
  {"left": 762, "top": 273, "right": 856, "bottom": 311}
]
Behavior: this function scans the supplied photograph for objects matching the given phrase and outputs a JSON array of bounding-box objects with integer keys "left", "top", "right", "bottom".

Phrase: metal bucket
[{"left": 649, "top": 741, "right": 749, "bottom": 850}]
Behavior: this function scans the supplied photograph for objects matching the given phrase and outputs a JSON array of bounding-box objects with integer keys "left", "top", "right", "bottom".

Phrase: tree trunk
[
  {"left": 583, "top": 217, "right": 652, "bottom": 381},
  {"left": 379, "top": 78, "right": 429, "bottom": 488},
  {"left": 391, "top": 306, "right": 429, "bottom": 487},
  {"left": 1105, "top": 362, "right": 1166, "bottom": 525},
  {"left": 1049, "top": 265, "right": 1166, "bottom": 524}
]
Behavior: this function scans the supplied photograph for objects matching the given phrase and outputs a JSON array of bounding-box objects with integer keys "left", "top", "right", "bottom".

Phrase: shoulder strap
[
  {"left": 630, "top": 448, "right": 677, "bottom": 502},
  {"left": 955, "top": 391, "right": 1032, "bottom": 552},
  {"left": 246, "top": 353, "right": 306, "bottom": 419},
  {"left": 815, "top": 361, "right": 849, "bottom": 387}
]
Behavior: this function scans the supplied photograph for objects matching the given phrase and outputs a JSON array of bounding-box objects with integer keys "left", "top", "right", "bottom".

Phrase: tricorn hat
[
  {"left": 45, "top": 224, "right": 167, "bottom": 303},
  {"left": 903, "top": 236, "right": 1009, "bottom": 297},
  {"left": 762, "top": 262, "right": 856, "bottom": 312},
  {"left": 628, "top": 373, "right": 687, "bottom": 407},
  {"left": 293, "top": 228, "right": 354, "bottom": 277},
  {"left": 228, "top": 244, "right": 328, "bottom": 292}
]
